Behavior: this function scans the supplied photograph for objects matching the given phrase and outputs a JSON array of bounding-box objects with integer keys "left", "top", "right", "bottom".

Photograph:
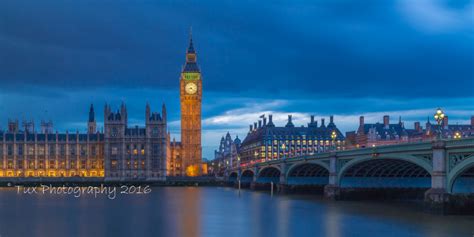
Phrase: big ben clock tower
[{"left": 180, "top": 33, "right": 202, "bottom": 176}]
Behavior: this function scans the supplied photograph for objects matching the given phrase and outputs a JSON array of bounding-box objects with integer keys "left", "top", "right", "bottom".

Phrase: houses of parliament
[{"left": 0, "top": 35, "right": 203, "bottom": 180}]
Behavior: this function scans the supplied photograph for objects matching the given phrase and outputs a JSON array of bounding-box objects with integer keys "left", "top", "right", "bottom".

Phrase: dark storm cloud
[
  {"left": 0, "top": 0, "right": 472, "bottom": 97},
  {"left": 1, "top": 0, "right": 473, "bottom": 159}
]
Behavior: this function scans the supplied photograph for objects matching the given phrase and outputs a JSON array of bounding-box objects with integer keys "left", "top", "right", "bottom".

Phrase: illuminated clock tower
[{"left": 180, "top": 33, "right": 202, "bottom": 176}]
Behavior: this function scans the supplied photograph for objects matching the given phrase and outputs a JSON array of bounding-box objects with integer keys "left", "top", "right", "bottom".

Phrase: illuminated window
[
  {"left": 28, "top": 145, "right": 35, "bottom": 155},
  {"left": 111, "top": 146, "right": 118, "bottom": 155},
  {"left": 111, "top": 160, "right": 118, "bottom": 169},
  {"left": 38, "top": 146, "right": 45, "bottom": 156}
]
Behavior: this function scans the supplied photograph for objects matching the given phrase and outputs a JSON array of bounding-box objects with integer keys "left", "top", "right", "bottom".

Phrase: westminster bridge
[{"left": 227, "top": 138, "right": 474, "bottom": 213}]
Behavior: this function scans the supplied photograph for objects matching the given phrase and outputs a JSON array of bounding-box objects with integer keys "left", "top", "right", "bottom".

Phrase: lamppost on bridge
[
  {"left": 434, "top": 108, "right": 445, "bottom": 140},
  {"left": 454, "top": 131, "right": 462, "bottom": 139},
  {"left": 331, "top": 131, "right": 337, "bottom": 151}
]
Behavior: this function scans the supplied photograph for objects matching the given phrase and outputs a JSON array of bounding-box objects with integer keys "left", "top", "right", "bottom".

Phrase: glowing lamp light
[
  {"left": 454, "top": 132, "right": 461, "bottom": 139},
  {"left": 434, "top": 108, "right": 446, "bottom": 140},
  {"left": 434, "top": 108, "right": 445, "bottom": 125}
]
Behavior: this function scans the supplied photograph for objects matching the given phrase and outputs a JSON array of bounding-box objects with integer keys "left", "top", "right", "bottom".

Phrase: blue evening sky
[{"left": 0, "top": 0, "right": 473, "bottom": 159}]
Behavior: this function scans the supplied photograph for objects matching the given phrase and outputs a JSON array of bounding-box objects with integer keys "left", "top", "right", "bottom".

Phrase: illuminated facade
[
  {"left": 239, "top": 115, "right": 345, "bottom": 167},
  {"left": 0, "top": 105, "right": 104, "bottom": 178},
  {"left": 346, "top": 115, "right": 474, "bottom": 148},
  {"left": 176, "top": 33, "right": 203, "bottom": 176},
  {"left": 0, "top": 103, "right": 170, "bottom": 180},
  {"left": 210, "top": 132, "right": 241, "bottom": 176}
]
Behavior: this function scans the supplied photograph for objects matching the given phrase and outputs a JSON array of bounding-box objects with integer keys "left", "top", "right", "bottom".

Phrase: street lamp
[
  {"left": 434, "top": 108, "right": 445, "bottom": 140},
  {"left": 454, "top": 131, "right": 461, "bottom": 139},
  {"left": 331, "top": 131, "right": 337, "bottom": 151}
]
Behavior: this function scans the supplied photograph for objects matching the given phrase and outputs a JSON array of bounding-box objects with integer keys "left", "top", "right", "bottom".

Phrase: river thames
[{"left": 0, "top": 186, "right": 472, "bottom": 237}]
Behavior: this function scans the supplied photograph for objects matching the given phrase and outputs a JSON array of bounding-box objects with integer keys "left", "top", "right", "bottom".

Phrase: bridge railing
[{"left": 237, "top": 137, "right": 474, "bottom": 168}]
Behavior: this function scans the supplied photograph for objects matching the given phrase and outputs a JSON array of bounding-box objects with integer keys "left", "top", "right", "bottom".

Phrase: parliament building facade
[{"left": 0, "top": 34, "right": 203, "bottom": 180}]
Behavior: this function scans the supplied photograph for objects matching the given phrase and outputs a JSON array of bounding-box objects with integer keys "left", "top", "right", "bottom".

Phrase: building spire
[
  {"left": 187, "top": 26, "right": 195, "bottom": 54},
  {"left": 183, "top": 28, "right": 199, "bottom": 72},
  {"left": 89, "top": 104, "right": 95, "bottom": 122}
]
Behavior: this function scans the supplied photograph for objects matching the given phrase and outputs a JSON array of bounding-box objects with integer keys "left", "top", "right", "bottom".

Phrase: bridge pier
[
  {"left": 278, "top": 162, "right": 289, "bottom": 194},
  {"left": 324, "top": 153, "right": 341, "bottom": 200},
  {"left": 424, "top": 140, "right": 451, "bottom": 213}
]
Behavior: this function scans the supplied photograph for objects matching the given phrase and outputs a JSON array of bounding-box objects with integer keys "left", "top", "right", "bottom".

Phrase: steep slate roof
[
  {"left": 361, "top": 122, "right": 408, "bottom": 139},
  {"left": 183, "top": 62, "right": 200, "bottom": 73},
  {"left": 241, "top": 126, "right": 345, "bottom": 147}
]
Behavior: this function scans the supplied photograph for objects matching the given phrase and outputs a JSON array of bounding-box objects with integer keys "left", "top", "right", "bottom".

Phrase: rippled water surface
[{"left": 0, "top": 187, "right": 472, "bottom": 237}]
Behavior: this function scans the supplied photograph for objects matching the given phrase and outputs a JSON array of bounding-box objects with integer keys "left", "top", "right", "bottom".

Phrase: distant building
[
  {"left": 210, "top": 132, "right": 241, "bottom": 176},
  {"left": 239, "top": 114, "right": 345, "bottom": 167},
  {"left": 346, "top": 115, "right": 474, "bottom": 148},
  {"left": 424, "top": 115, "right": 474, "bottom": 139}
]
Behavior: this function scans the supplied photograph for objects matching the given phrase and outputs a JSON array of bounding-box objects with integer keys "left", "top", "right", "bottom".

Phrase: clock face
[{"left": 185, "top": 82, "right": 198, "bottom": 94}]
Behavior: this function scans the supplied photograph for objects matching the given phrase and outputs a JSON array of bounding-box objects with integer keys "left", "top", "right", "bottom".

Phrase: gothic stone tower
[
  {"left": 180, "top": 33, "right": 202, "bottom": 176},
  {"left": 88, "top": 104, "right": 97, "bottom": 134}
]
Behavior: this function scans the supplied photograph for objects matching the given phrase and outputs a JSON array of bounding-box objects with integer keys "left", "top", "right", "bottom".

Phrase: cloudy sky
[{"left": 0, "top": 0, "right": 473, "bottom": 159}]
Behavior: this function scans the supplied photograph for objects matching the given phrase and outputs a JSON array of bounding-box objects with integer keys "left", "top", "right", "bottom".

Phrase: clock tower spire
[{"left": 180, "top": 30, "right": 202, "bottom": 176}]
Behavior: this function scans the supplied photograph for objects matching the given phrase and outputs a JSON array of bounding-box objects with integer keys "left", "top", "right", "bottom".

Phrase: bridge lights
[
  {"left": 454, "top": 131, "right": 461, "bottom": 139},
  {"left": 331, "top": 131, "right": 337, "bottom": 151},
  {"left": 434, "top": 108, "right": 445, "bottom": 140}
]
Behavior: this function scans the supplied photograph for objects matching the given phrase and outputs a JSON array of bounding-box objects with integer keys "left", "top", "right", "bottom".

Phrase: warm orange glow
[{"left": 186, "top": 165, "right": 200, "bottom": 177}]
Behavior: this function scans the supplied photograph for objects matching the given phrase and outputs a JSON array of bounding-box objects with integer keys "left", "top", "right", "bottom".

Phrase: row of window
[
  {"left": 266, "top": 139, "right": 343, "bottom": 146},
  {"left": 110, "top": 159, "right": 162, "bottom": 170},
  {"left": 0, "top": 144, "right": 100, "bottom": 156},
  {"left": 0, "top": 160, "right": 104, "bottom": 169},
  {"left": 110, "top": 144, "right": 162, "bottom": 156}
]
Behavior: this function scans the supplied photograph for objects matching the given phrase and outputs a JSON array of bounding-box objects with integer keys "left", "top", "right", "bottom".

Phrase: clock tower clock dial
[
  {"left": 179, "top": 33, "right": 202, "bottom": 176},
  {"left": 185, "top": 82, "right": 197, "bottom": 94}
]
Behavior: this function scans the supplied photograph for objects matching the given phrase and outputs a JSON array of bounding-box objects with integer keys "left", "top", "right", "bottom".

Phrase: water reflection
[{"left": 0, "top": 187, "right": 472, "bottom": 237}]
